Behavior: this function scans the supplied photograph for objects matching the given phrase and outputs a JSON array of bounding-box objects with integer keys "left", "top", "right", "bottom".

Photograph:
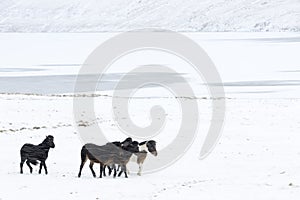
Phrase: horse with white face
[{"left": 128, "top": 140, "right": 157, "bottom": 176}]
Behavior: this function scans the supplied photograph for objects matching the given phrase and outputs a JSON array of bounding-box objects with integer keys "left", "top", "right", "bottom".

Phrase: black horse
[{"left": 20, "top": 135, "right": 55, "bottom": 174}]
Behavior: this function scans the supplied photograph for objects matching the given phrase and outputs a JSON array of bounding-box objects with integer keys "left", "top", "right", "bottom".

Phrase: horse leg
[
  {"left": 118, "top": 165, "right": 125, "bottom": 177},
  {"left": 103, "top": 165, "right": 107, "bottom": 177},
  {"left": 108, "top": 165, "right": 113, "bottom": 176},
  {"left": 89, "top": 161, "right": 96, "bottom": 178},
  {"left": 43, "top": 161, "right": 48, "bottom": 175},
  {"left": 38, "top": 162, "right": 43, "bottom": 174},
  {"left": 26, "top": 160, "right": 33, "bottom": 174},
  {"left": 127, "top": 167, "right": 130, "bottom": 175},
  {"left": 99, "top": 163, "right": 103, "bottom": 178},
  {"left": 20, "top": 157, "right": 26, "bottom": 174},
  {"left": 113, "top": 165, "right": 117, "bottom": 178},
  {"left": 124, "top": 165, "right": 128, "bottom": 178},
  {"left": 137, "top": 163, "right": 143, "bottom": 176}
]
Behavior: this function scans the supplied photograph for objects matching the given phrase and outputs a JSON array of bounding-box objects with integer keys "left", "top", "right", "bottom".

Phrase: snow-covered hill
[{"left": 0, "top": 0, "right": 299, "bottom": 32}]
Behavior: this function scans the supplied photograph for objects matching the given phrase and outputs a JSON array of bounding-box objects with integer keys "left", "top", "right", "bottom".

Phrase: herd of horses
[{"left": 20, "top": 135, "right": 157, "bottom": 178}]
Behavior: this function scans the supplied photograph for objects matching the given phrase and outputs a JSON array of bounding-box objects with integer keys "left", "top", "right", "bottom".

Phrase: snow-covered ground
[
  {"left": 0, "top": 0, "right": 300, "bottom": 32},
  {"left": 1, "top": 94, "right": 300, "bottom": 200},
  {"left": 0, "top": 33, "right": 300, "bottom": 199}
]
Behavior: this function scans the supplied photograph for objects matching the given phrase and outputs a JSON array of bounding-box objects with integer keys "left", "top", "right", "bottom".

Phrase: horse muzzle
[{"left": 151, "top": 150, "right": 158, "bottom": 156}]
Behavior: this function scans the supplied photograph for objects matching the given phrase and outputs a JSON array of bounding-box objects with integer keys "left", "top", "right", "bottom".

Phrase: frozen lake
[{"left": 0, "top": 33, "right": 300, "bottom": 98}]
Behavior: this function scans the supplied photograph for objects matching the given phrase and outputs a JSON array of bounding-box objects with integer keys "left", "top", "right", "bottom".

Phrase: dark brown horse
[{"left": 78, "top": 140, "right": 139, "bottom": 178}]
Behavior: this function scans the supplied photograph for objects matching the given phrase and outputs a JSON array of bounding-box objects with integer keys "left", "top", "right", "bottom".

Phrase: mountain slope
[{"left": 0, "top": 0, "right": 299, "bottom": 32}]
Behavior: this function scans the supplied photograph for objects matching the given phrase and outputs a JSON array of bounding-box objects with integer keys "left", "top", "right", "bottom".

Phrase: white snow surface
[
  {"left": 0, "top": 33, "right": 300, "bottom": 199},
  {"left": 0, "top": 0, "right": 300, "bottom": 32},
  {"left": 1, "top": 94, "right": 300, "bottom": 200}
]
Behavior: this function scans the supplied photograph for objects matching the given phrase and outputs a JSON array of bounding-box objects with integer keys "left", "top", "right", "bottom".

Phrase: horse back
[
  {"left": 20, "top": 143, "right": 36, "bottom": 153},
  {"left": 83, "top": 143, "right": 124, "bottom": 164}
]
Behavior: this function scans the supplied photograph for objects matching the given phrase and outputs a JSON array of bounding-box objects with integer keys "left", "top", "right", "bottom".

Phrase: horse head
[
  {"left": 44, "top": 135, "right": 55, "bottom": 148},
  {"left": 139, "top": 140, "right": 157, "bottom": 156}
]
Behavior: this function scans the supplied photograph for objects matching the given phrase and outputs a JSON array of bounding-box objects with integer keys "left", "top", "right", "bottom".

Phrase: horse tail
[
  {"left": 28, "top": 160, "right": 39, "bottom": 165},
  {"left": 20, "top": 146, "right": 26, "bottom": 160},
  {"left": 78, "top": 145, "right": 89, "bottom": 178},
  {"left": 81, "top": 145, "right": 88, "bottom": 162}
]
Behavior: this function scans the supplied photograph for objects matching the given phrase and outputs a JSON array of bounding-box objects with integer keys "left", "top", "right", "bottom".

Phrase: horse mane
[
  {"left": 40, "top": 138, "right": 48, "bottom": 145},
  {"left": 139, "top": 141, "right": 147, "bottom": 145},
  {"left": 40, "top": 135, "right": 54, "bottom": 146}
]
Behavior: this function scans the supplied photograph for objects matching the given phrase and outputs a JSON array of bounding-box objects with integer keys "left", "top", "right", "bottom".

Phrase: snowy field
[{"left": 0, "top": 33, "right": 300, "bottom": 199}]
